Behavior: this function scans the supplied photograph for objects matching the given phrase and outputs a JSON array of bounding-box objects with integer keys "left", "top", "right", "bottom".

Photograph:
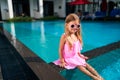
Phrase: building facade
[
  {"left": 0, "top": 0, "right": 66, "bottom": 20},
  {"left": 0, "top": 0, "right": 120, "bottom": 20}
]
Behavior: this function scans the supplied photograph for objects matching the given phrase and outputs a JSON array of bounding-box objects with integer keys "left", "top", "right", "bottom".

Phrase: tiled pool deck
[
  {"left": 0, "top": 26, "right": 120, "bottom": 80},
  {"left": 0, "top": 33, "right": 39, "bottom": 80}
]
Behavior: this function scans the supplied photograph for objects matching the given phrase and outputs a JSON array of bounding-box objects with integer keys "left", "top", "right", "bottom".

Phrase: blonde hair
[{"left": 65, "top": 13, "right": 83, "bottom": 47}]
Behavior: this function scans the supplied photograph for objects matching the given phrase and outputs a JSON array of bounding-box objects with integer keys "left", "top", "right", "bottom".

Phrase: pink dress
[{"left": 54, "top": 40, "right": 86, "bottom": 69}]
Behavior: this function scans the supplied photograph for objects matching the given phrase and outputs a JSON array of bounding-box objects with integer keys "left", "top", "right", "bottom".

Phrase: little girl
[{"left": 54, "top": 13, "right": 103, "bottom": 80}]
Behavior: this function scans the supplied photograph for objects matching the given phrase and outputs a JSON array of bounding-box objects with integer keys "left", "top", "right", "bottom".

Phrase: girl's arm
[
  {"left": 59, "top": 34, "right": 66, "bottom": 64},
  {"left": 78, "top": 52, "right": 88, "bottom": 60}
]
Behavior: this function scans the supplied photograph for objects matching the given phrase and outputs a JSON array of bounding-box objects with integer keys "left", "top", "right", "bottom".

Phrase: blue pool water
[
  {"left": 2, "top": 21, "right": 120, "bottom": 80},
  {"left": 3, "top": 21, "right": 120, "bottom": 63},
  {"left": 61, "top": 49, "right": 120, "bottom": 80}
]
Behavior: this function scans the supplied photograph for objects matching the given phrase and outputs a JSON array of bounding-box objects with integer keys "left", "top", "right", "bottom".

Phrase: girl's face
[{"left": 66, "top": 20, "right": 80, "bottom": 34}]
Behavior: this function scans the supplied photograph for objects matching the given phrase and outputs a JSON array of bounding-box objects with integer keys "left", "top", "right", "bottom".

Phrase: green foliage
[
  {"left": 6, "top": 16, "right": 60, "bottom": 22},
  {"left": 39, "top": 16, "right": 60, "bottom": 21},
  {"left": 7, "top": 16, "right": 33, "bottom": 22}
]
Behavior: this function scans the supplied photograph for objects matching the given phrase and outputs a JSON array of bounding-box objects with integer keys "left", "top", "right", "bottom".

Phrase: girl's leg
[
  {"left": 77, "top": 65, "right": 100, "bottom": 80},
  {"left": 86, "top": 63, "right": 104, "bottom": 80},
  {"left": 86, "top": 63, "right": 100, "bottom": 77}
]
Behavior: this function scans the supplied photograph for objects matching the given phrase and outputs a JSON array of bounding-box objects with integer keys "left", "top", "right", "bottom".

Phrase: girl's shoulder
[
  {"left": 61, "top": 33, "right": 66, "bottom": 37},
  {"left": 60, "top": 33, "right": 66, "bottom": 42}
]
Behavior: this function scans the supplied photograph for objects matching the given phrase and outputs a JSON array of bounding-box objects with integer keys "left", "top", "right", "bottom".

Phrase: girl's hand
[
  {"left": 60, "top": 61, "right": 66, "bottom": 68},
  {"left": 84, "top": 56, "right": 89, "bottom": 60},
  {"left": 59, "top": 58, "right": 66, "bottom": 68},
  {"left": 81, "top": 55, "right": 88, "bottom": 60},
  {"left": 78, "top": 52, "right": 89, "bottom": 60}
]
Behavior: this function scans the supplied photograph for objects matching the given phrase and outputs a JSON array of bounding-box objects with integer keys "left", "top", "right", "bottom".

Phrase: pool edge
[{"left": 3, "top": 29, "right": 66, "bottom": 80}]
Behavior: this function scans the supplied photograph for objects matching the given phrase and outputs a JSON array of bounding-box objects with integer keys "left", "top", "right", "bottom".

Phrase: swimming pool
[
  {"left": 2, "top": 21, "right": 120, "bottom": 63},
  {"left": 2, "top": 21, "right": 120, "bottom": 80}
]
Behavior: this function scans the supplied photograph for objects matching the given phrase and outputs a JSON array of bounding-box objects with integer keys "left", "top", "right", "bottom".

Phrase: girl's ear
[
  {"left": 65, "top": 23, "right": 69, "bottom": 29},
  {"left": 65, "top": 23, "right": 68, "bottom": 26}
]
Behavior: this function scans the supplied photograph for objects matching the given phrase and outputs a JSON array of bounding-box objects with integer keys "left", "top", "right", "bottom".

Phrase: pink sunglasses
[{"left": 71, "top": 24, "right": 80, "bottom": 28}]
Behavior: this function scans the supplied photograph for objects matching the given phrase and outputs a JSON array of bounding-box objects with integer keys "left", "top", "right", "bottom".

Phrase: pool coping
[{"left": 3, "top": 29, "right": 66, "bottom": 80}]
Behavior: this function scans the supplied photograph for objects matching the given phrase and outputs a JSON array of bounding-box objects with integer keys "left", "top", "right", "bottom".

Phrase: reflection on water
[
  {"left": 10, "top": 23, "right": 16, "bottom": 46},
  {"left": 40, "top": 21, "right": 45, "bottom": 43}
]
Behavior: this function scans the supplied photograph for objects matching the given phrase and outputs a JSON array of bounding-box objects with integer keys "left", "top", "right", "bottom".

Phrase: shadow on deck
[{"left": 0, "top": 32, "right": 39, "bottom": 80}]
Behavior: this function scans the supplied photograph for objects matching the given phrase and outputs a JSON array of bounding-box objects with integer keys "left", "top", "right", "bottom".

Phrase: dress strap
[
  {"left": 63, "top": 33, "right": 66, "bottom": 37},
  {"left": 63, "top": 33, "right": 67, "bottom": 43}
]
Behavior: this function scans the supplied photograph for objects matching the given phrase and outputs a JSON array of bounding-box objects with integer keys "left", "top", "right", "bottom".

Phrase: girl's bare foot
[
  {"left": 92, "top": 76, "right": 101, "bottom": 80},
  {"left": 97, "top": 75, "right": 104, "bottom": 80},
  {"left": 99, "top": 77, "right": 104, "bottom": 80}
]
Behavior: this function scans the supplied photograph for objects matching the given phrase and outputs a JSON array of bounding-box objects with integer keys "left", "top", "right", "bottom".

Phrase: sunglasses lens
[
  {"left": 71, "top": 24, "right": 80, "bottom": 28},
  {"left": 71, "top": 25, "right": 74, "bottom": 28},
  {"left": 77, "top": 25, "right": 80, "bottom": 28}
]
